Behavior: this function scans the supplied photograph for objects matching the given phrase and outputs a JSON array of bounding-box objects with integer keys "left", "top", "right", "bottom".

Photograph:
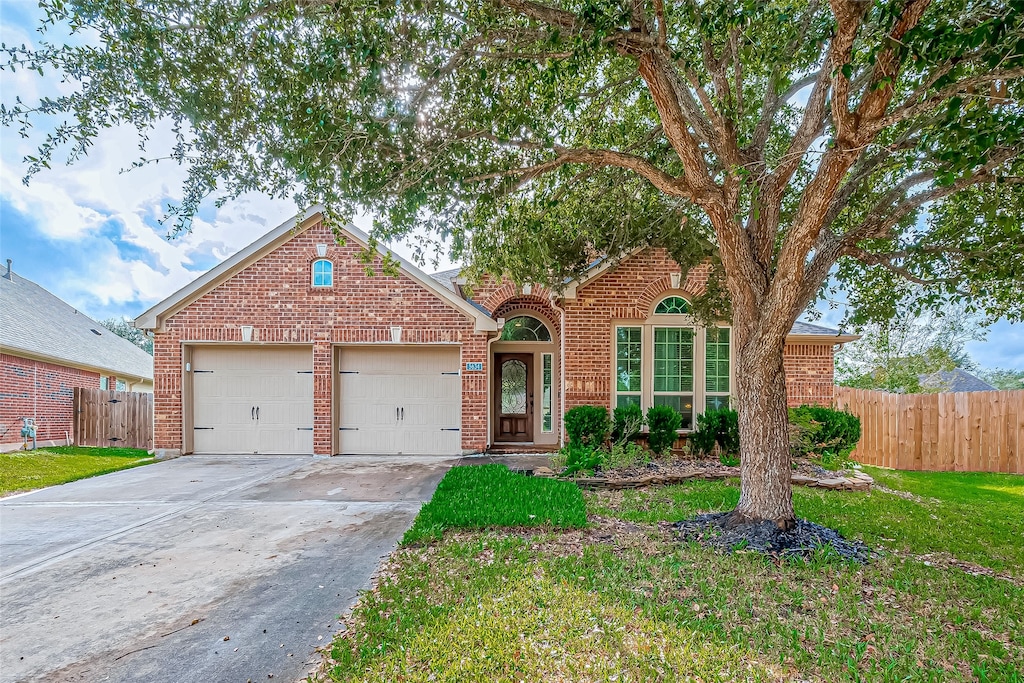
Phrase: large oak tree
[{"left": 4, "top": 0, "right": 1023, "bottom": 526}]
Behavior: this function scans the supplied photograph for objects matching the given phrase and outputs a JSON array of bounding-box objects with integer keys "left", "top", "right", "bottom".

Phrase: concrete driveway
[{"left": 0, "top": 454, "right": 457, "bottom": 682}]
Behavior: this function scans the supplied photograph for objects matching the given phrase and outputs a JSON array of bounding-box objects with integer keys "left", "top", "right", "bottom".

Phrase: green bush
[
  {"left": 561, "top": 443, "right": 604, "bottom": 476},
  {"left": 564, "top": 405, "right": 611, "bottom": 447},
  {"left": 788, "top": 405, "right": 861, "bottom": 468},
  {"left": 646, "top": 405, "right": 681, "bottom": 454},
  {"left": 611, "top": 403, "right": 645, "bottom": 443},
  {"left": 691, "top": 407, "right": 740, "bottom": 465}
]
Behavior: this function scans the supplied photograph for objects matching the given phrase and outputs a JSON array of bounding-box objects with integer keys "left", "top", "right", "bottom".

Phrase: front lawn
[
  {"left": 0, "top": 445, "right": 153, "bottom": 495},
  {"left": 319, "top": 466, "right": 1024, "bottom": 682},
  {"left": 402, "top": 464, "right": 587, "bottom": 544}
]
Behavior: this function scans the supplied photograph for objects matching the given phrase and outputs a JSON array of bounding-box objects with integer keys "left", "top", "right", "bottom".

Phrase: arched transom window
[
  {"left": 500, "top": 316, "right": 552, "bottom": 342},
  {"left": 312, "top": 259, "right": 333, "bottom": 287},
  {"left": 654, "top": 295, "right": 690, "bottom": 314}
]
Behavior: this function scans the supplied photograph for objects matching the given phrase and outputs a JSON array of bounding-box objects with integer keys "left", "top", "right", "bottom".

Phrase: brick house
[
  {"left": 1, "top": 262, "right": 154, "bottom": 452},
  {"left": 136, "top": 208, "right": 857, "bottom": 458}
]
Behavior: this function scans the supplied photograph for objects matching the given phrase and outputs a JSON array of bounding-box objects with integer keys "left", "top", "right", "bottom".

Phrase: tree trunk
[{"left": 729, "top": 334, "right": 796, "bottom": 528}]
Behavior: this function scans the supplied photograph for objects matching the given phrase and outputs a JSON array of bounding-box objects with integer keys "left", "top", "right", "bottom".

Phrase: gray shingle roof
[
  {"left": 790, "top": 320, "right": 849, "bottom": 337},
  {"left": 919, "top": 369, "right": 996, "bottom": 393},
  {"left": 428, "top": 267, "right": 462, "bottom": 293},
  {"left": 0, "top": 267, "right": 153, "bottom": 380}
]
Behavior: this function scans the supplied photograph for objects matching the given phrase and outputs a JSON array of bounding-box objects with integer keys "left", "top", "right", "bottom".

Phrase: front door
[{"left": 494, "top": 353, "right": 533, "bottom": 442}]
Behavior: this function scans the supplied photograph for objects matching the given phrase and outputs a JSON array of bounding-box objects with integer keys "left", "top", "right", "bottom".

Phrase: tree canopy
[{"left": 4, "top": 0, "right": 1022, "bottom": 324}]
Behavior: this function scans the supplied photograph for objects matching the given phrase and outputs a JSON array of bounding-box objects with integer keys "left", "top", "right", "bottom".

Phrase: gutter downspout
[{"left": 549, "top": 296, "right": 567, "bottom": 447}]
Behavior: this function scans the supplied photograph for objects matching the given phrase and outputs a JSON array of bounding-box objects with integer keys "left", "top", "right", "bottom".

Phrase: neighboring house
[
  {"left": 136, "top": 208, "right": 858, "bottom": 458},
  {"left": 919, "top": 368, "right": 997, "bottom": 393},
  {"left": 0, "top": 261, "right": 154, "bottom": 451}
]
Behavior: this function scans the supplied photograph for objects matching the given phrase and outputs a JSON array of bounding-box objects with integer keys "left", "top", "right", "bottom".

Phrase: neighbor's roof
[
  {"left": 135, "top": 208, "right": 497, "bottom": 333},
  {"left": 919, "top": 369, "right": 996, "bottom": 393},
  {"left": 0, "top": 267, "right": 153, "bottom": 381}
]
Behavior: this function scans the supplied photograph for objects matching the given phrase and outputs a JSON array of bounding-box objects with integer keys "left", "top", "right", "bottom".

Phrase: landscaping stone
[{"left": 674, "top": 512, "right": 872, "bottom": 562}]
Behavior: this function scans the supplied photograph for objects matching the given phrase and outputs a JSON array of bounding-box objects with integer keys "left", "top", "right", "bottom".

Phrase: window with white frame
[
  {"left": 653, "top": 327, "right": 695, "bottom": 428},
  {"left": 612, "top": 295, "right": 732, "bottom": 430},
  {"left": 615, "top": 327, "right": 642, "bottom": 408},
  {"left": 312, "top": 259, "right": 333, "bottom": 287}
]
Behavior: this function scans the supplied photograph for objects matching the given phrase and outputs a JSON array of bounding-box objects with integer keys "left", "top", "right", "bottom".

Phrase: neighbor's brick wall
[
  {"left": 153, "top": 220, "right": 487, "bottom": 454},
  {"left": 0, "top": 353, "right": 100, "bottom": 444},
  {"left": 783, "top": 343, "right": 836, "bottom": 406}
]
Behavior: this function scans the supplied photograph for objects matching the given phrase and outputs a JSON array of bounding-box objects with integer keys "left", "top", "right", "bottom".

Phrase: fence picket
[{"left": 833, "top": 387, "right": 1024, "bottom": 473}]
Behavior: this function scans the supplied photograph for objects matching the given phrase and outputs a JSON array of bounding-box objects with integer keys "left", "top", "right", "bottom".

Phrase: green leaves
[{"left": 1, "top": 0, "right": 1022, "bottom": 324}]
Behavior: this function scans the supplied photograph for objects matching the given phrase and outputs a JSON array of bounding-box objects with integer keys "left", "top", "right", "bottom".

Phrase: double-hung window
[{"left": 653, "top": 327, "right": 695, "bottom": 429}]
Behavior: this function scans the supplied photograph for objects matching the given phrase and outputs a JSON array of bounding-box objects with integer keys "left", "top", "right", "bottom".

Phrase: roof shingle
[{"left": 0, "top": 267, "right": 153, "bottom": 380}]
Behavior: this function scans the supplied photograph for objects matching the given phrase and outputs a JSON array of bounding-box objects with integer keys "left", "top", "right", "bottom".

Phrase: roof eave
[
  {"left": 0, "top": 344, "right": 154, "bottom": 382},
  {"left": 787, "top": 333, "right": 861, "bottom": 345},
  {"left": 135, "top": 207, "right": 324, "bottom": 331}
]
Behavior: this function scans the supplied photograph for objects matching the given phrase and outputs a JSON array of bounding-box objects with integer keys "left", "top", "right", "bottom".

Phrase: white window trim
[{"left": 541, "top": 352, "right": 554, "bottom": 433}]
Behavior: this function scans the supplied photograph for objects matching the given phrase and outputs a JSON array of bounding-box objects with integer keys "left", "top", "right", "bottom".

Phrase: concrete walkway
[{"left": 0, "top": 455, "right": 457, "bottom": 683}]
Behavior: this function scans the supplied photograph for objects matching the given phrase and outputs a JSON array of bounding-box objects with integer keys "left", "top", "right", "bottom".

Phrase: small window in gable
[
  {"left": 500, "top": 316, "right": 552, "bottom": 341},
  {"left": 312, "top": 259, "right": 334, "bottom": 287},
  {"left": 655, "top": 295, "right": 690, "bottom": 314}
]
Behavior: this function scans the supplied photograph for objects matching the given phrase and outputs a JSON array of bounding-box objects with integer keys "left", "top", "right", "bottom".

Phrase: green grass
[
  {"left": 0, "top": 445, "right": 153, "bottom": 495},
  {"left": 320, "top": 466, "right": 1024, "bottom": 682},
  {"left": 401, "top": 464, "right": 587, "bottom": 544}
]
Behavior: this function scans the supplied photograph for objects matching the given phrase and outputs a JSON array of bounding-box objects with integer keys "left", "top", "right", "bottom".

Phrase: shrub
[
  {"left": 604, "top": 441, "right": 650, "bottom": 470},
  {"left": 691, "top": 407, "right": 741, "bottom": 465},
  {"left": 561, "top": 443, "right": 604, "bottom": 476},
  {"left": 611, "top": 403, "right": 645, "bottom": 443},
  {"left": 564, "top": 405, "right": 611, "bottom": 447},
  {"left": 788, "top": 405, "right": 861, "bottom": 468},
  {"left": 646, "top": 405, "right": 681, "bottom": 454}
]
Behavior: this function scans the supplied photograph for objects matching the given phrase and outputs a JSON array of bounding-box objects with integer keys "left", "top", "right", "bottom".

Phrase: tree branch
[{"left": 465, "top": 146, "right": 697, "bottom": 199}]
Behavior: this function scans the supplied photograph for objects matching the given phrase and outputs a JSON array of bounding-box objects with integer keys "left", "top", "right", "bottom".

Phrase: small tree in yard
[
  {"left": 100, "top": 317, "right": 154, "bottom": 355},
  {"left": 4, "top": 0, "right": 1023, "bottom": 528}
]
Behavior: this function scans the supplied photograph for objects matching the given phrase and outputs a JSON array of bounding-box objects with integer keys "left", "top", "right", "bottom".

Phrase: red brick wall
[
  {"left": 153, "top": 220, "right": 488, "bottom": 454},
  {"left": 1, "top": 353, "right": 100, "bottom": 445},
  {"left": 557, "top": 249, "right": 836, "bottom": 411},
  {"left": 784, "top": 343, "right": 837, "bottom": 406}
]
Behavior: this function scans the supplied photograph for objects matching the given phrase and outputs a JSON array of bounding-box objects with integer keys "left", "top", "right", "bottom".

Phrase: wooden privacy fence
[
  {"left": 834, "top": 387, "right": 1023, "bottom": 473},
  {"left": 74, "top": 388, "right": 153, "bottom": 451}
]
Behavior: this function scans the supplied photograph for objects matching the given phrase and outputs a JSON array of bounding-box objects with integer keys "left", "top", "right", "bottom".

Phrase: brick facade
[
  {"left": 1, "top": 353, "right": 100, "bottom": 447},
  {"left": 153, "top": 220, "right": 488, "bottom": 455},
  {"left": 469, "top": 248, "right": 839, "bottom": 414},
  {"left": 150, "top": 220, "right": 840, "bottom": 455}
]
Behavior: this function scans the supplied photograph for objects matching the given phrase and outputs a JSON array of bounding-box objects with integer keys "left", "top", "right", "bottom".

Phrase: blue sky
[{"left": 1, "top": 1, "right": 1021, "bottom": 370}]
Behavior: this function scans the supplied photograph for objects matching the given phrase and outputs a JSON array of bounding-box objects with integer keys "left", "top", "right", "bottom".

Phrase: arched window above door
[
  {"left": 654, "top": 295, "right": 690, "bottom": 314},
  {"left": 500, "top": 316, "right": 552, "bottom": 342}
]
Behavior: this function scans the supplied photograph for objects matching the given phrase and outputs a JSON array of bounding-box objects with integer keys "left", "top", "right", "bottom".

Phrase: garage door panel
[
  {"left": 191, "top": 346, "right": 313, "bottom": 455},
  {"left": 337, "top": 346, "right": 460, "bottom": 456}
]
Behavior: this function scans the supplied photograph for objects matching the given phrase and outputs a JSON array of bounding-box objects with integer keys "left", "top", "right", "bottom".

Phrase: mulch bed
[
  {"left": 543, "top": 459, "right": 874, "bottom": 492},
  {"left": 674, "top": 512, "right": 873, "bottom": 563}
]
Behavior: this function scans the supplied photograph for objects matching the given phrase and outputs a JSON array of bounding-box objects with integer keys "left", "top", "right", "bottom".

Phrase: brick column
[
  {"left": 461, "top": 335, "right": 489, "bottom": 452},
  {"left": 313, "top": 339, "right": 333, "bottom": 455}
]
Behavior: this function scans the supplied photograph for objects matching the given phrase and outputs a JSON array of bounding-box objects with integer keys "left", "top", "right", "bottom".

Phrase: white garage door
[
  {"left": 191, "top": 346, "right": 313, "bottom": 454},
  {"left": 337, "top": 346, "right": 461, "bottom": 455}
]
